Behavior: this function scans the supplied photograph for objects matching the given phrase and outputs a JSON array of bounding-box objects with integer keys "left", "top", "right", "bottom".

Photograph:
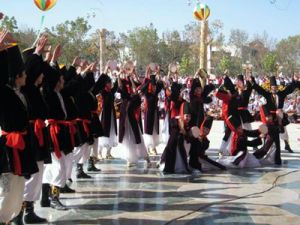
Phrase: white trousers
[
  {"left": 23, "top": 161, "right": 44, "bottom": 202},
  {"left": 65, "top": 153, "right": 74, "bottom": 180},
  {"left": 0, "top": 174, "right": 25, "bottom": 223},
  {"left": 90, "top": 138, "right": 99, "bottom": 158},
  {"left": 43, "top": 152, "right": 67, "bottom": 188},
  {"left": 73, "top": 143, "right": 90, "bottom": 164}
]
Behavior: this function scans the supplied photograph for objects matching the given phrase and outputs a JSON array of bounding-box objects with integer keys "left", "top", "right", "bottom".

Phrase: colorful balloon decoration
[
  {"left": 193, "top": 3, "right": 210, "bottom": 21},
  {"left": 34, "top": 0, "right": 57, "bottom": 11}
]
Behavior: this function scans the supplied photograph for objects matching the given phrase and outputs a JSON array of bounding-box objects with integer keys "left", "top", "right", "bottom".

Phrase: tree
[
  {"left": 276, "top": 35, "right": 300, "bottom": 74},
  {"left": 46, "top": 17, "right": 92, "bottom": 64},
  {"left": 120, "top": 24, "right": 161, "bottom": 72},
  {"left": 216, "top": 55, "right": 242, "bottom": 76},
  {"left": 0, "top": 15, "right": 18, "bottom": 32},
  {"left": 228, "top": 29, "right": 249, "bottom": 59},
  {"left": 262, "top": 52, "right": 277, "bottom": 74}
]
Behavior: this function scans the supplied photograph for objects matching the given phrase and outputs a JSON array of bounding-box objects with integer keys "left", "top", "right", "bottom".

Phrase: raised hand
[
  {"left": 51, "top": 44, "right": 62, "bottom": 63},
  {"left": 44, "top": 46, "right": 52, "bottom": 63},
  {"left": 145, "top": 66, "right": 151, "bottom": 79},
  {"left": 35, "top": 36, "right": 48, "bottom": 55},
  {"left": 72, "top": 56, "right": 81, "bottom": 67}
]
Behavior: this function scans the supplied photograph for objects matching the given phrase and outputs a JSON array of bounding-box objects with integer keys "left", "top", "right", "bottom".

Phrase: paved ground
[{"left": 35, "top": 121, "right": 300, "bottom": 225}]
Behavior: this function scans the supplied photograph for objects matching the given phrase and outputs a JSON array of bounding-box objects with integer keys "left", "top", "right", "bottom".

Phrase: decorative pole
[
  {"left": 199, "top": 20, "right": 208, "bottom": 69},
  {"left": 193, "top": 3, "right": 210, "bottom": 70},
  {"left": 98, "top": 29, "right": 106, "bottom": 73}
]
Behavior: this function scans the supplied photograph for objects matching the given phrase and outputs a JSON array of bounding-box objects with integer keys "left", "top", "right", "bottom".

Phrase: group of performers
[{"left": 0, "top": 31, "right": 299, "bottom": 225}]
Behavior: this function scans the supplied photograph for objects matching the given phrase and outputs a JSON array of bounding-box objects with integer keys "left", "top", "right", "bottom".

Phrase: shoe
[
  {"left": 76, "top": 171, "right": 92, "bottom": 179},
  {"left": 24, "top": 201, "right": 47, "bottom": 224},
  {"left": 50, "top": 186, "right": 68, "bottom": 211},
  {"left": 87, "top": 157, "right": 101, "bottom": 172},
  {"left": 127, "top": 162, "right": 136, "bottom": 168},
  {"left": 10, "top": 206, "right": 24, "bottom": 225},
  {"left": 285, "top": 144, "right": 294, "bottom": 153},
  {"left": 50, "top": 198, "right": 68, "bottom": 211},
  {"left": 76, "top": 164, "right": 92, "bottom": 179},
  {"left": 40, "top": 184, "right": 50, "bottom": 207},
  {"left": 60, "top": 184, "right": 76, "bottom": 193}
]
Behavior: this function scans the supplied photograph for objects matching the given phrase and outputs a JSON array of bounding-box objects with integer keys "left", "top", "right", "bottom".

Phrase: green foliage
[
  {"left": 262, "top": 53, "right": 277, "bottom": 73},
  {"left": 46, "top": 17, "right": 92, "bottom": 64},
  {"left": 216, "top": 55, "right": 242, "bottom": 76},
  {"left": 0, "top": 15, "right": 18, "bottom": 32},
  {"left": 276, "top": 35, "right": 300, "bottom": 74}
]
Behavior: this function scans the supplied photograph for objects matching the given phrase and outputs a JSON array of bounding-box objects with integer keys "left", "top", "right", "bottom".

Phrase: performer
[
  {"left": 250, "top": 76, "right": 296, "bottom": 163},
  {"left": 216, "top": 76, "right": 240, "bottom": 156},
  {"left": 0, "top": 42, "right": 38, "bottom": 224},
  {"left": 94, "top": 72, "right": 118, "bottom": 159},
  {"left": 41, "top": 49, "right": 73, "bottom": 210},
  {"left": 235, "top": 74, "right": 254, "bottom": 130},
  {"left": 72, "top": 62, "right": 101, "bottom": 178},
  {"left": 190, "top": 116, "right": 226, "bottom": 171},
  {"left": 160, "top": 102, "right": 192, "bottom": 174},
  {"left": 161, "top": 76, "right": 183, "bottom": 144},
  {"left": 188, "top": 77, "right": 215, "bottom": 170},
  {"left": 20, "top": 39, "right": 51, "bottom": 223},
  {"left": 118, "top": 64, "right": 149, "bottom": 167},
  {"left": 217, "top": 115, "right": 264, "bottom": 168},
  {"left": 253, "top": 105, "right": 285, "bottom": 164},
  {"left": 141, "top": 67, "right": 164, "bottom": 155},
  {"left": 59, "top": 62, "right": 84, "bottom": 193}
]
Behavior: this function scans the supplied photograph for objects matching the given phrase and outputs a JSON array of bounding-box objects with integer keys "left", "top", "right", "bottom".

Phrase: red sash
[
  {"left": 1, "top": 131, "right": 27, "bottom": 175},
  {"left": 76, "top": 118, "right": 91, "bottom": 136},
  {"left": 30, "top": 119, "right": 46, "bottom": 147}
]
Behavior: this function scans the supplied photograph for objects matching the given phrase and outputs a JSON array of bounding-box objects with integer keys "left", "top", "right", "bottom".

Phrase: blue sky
[{"left": 0, "top": 0, "right": 299, "bottom": 40}]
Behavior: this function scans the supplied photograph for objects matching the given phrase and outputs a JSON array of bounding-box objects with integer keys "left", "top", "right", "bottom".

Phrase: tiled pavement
[{"left": 34, "top": 121, "right": 300, "bottom": 225}]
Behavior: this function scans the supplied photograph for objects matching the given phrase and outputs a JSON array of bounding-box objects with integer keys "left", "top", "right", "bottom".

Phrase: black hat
[
  {"left": 62, "top": 79, "right": 81, "bottom": 97},
  {"left": 237, "top": 74, "right": 244, "bottom": 83},
  {"left": 227, "top": 115, "right": 241, "bottom": 130},
  {"left": 150, "top": 75, "right": 156, "bottom": 85},
  {"left": 83, "top": 72, "right": 96, "bottom": 91},
  {"left": 200, "top": 116, "right": 213, "bottom": 134},
  {"left": 0, "top": 50, "right": 9, "bottom": 86},
  {"left": 224, "top": 76, "right": 236, "bottom": 94},
  {"left": 270, "top": 76, "right": 277, "bottom": 86},
  {"left": 94, "top": 73, "right": 111, "bottom": 94},
  {"left": 59, "top": 64, "right": 67, "bottom": 80},
  {"left": 190, "top": 78, "right": 202, "bottom": 96},
  {"left": 7, "top": 45, "right": 25, "bottom": 84},
  {"left": 22, "top": 47, "right": 35, "bottom": 63},
  {"left": 43, "top": 63, "right": 62, "bottom": 91},
  {"left": 24, "top": 54, "right": 44, "bottom": 86},
  {"left": 170, "top": 82, "right": 182, "bottom": 101}
]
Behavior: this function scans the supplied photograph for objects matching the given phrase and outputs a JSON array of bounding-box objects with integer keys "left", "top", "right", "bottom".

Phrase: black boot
[
  {"left": 23, "top": 201, "right": 47, "bottom": 224},
  {"left": 40, "top": 183, "right": 50, "bottom": 207},
  {"left": 60, "top": 184, "right": 76, "bottom": 193},
  {"left": 76, "top": 164, "right": 92, "bottom": 179},
  {"left": 87, "top": 157, "right": 101, "bottom": 172},
  {"left": 10, "top": 204, "right": 24, "bottom": 225},
  {"left": 284, "top": 141, "right": 294, "bottom": 153},
  {"left": 50, "top": 186, "right": 68, "bottom": 211}
]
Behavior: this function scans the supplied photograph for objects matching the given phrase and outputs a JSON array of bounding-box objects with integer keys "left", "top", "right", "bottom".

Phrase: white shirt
[{"left": 55, "top": 91, "right": 67, "bottom": 119}]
